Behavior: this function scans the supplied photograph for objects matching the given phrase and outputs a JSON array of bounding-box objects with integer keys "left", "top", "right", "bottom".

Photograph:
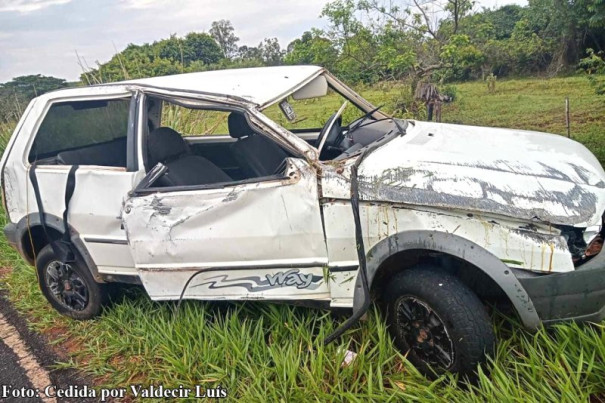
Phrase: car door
[
  {"left": 121, "top": 157, "right": 330, "bottom": 301},
  {"left": 26, "top": 91, "right": 144, "bottom": 278}
]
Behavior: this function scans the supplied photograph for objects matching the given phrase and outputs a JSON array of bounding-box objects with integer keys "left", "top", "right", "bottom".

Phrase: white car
[{"left": 2, "top": 66, "right": 605, "bottom": 377}]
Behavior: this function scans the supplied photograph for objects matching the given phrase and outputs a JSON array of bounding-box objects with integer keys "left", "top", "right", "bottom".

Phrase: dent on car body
[
  {"left": 356, "top": 121, "right": 605, "bottom": 228},
  {"left": 122, "top": 159, "right": 331, "bottom": 301},
  {"left": 3, "top": 65, "right": 605, "bottom": 335},
  {"left": 322, "top": 166, "right": 576, "bottom": 275}
]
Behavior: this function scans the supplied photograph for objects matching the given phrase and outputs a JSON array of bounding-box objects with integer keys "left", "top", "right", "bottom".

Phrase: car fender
[{"left": 354, "top": 230, "right": 542, "bottom": 329}]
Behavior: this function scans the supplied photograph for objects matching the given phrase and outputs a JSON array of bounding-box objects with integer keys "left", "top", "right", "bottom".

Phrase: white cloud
[
  {"left": 119, "top": 0, "right": 166, "bottom": 9},
  {"left": 0, "top": 0, "right": 71, "bottom": 13}
]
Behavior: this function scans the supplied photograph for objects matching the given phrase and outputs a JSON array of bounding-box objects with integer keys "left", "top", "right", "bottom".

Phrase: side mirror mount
[{"left": 133, "top": 163, "right": 167, "bottom": 193}]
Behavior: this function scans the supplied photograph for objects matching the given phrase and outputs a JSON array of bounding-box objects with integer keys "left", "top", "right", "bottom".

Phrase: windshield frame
[{"left": 259, "top": 71, "right": 390, "bottom": 123}]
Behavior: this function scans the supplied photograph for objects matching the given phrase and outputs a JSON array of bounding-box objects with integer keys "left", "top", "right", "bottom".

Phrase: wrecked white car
[{"left": 2, "top": 66, "right": 605, "bottom": 377}]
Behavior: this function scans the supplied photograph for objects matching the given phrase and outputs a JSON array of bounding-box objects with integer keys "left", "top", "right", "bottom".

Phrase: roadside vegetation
[
  {"left": 1, "top": 0, "right": 604, "bottom": 399},
  {"left": 1, "top": 76, "right": 605, "bottom": 401}
]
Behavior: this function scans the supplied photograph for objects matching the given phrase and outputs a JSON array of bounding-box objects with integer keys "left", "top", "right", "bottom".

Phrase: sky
[{"left": 0, "top": 0, "right": 527, "bottom": 83}]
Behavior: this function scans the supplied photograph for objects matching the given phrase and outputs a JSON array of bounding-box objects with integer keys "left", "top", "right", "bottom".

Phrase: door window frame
[
  {"left": 135, "top": 88, "right": 317, "bottom": 163},
  {"left": 132, "top": 159, "right": 303, "bottom": 196},
  {"left": 24, "top": 91, "right": 138, "bottom": 172},
  {"left": 132, "top": 92, "right": 315, "bottom": 196}
]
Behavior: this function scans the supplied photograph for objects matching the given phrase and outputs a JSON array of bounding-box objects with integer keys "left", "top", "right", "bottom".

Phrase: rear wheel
[
  {"left": 383, "top": 267, "right": 495, "bottom": 378},
  {"left": 36, "top": 244, "right": 107, "bottom": 320}
]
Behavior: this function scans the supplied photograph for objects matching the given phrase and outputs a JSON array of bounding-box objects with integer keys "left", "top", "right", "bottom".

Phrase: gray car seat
[
  {"left": 147, "top": 127, "right": 231, "bottom": 186},
  {"left": 228, "top": 113, "right": 288, "bottom": 178}
]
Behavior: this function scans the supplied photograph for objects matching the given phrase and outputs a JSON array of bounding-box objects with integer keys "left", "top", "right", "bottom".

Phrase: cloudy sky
[{"left": 0, "top": 0, "right": 527, "bottom": 83}]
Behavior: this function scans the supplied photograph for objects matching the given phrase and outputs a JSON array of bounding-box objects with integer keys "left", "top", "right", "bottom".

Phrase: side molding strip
[{"left": 83, "top": 237, "right": 129, "bottom": 245}]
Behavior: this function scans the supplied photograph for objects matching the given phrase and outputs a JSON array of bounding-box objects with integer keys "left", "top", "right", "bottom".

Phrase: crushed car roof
[{"left": 117, "top": 65, "right": 324, "bottom": 107}]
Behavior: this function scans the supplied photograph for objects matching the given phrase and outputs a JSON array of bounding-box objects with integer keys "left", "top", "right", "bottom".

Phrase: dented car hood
[{"left": 357, "top": 121, "right": 605, "bottom": 227}]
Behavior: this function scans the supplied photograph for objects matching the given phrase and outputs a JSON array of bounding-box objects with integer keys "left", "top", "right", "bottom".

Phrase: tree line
[
  {"left": 78, "top": 0, "right": 605, "bottom": 85},
  {"left": 1, "top": 0, "right": 605, "bottom": 123}
]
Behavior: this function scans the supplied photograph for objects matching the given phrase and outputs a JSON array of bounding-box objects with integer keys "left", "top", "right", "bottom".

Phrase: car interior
[
  {"left": 28, "top": 97, "right": 294, "bottom": 188},
  {"left": 29, "top": 83, "right": 396, "bottom": 191},
  {"left": 143, "top": 97, "right": 294, "bottom": 188},
  {"left": 56, "top": 137, "right": 127, "bottom": 167},
  {"left": 27, "top": 99, "right": 131, "bottom": 167}
]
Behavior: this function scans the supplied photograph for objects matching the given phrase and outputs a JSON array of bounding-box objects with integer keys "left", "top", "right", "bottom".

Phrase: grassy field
[{"left": 1, "top": 76, "right": 605, "bottom": 401}]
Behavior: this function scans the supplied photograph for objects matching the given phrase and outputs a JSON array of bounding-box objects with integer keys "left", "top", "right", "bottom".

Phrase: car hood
[{"left": 357, "top": 121, "right": 605, "bottom": 227}]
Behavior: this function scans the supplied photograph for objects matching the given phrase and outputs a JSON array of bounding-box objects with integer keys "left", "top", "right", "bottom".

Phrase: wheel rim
[
  {"left": 394, "top": 296, "right": 455, "bottom": 370},
  {"left": 45, "top": 261, "right": 89, "bottom": 311}
]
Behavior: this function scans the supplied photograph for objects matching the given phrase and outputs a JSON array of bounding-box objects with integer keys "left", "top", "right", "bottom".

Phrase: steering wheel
[{"left": 317, "top": 102, "right": 348, "bottom": 160}]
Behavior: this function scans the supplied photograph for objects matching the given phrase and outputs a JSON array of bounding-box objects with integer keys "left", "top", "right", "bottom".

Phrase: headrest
[
  {"left": 147, "top": 127, "right": 189, "bottom": 167},
  {"left": 228, "top": 113, "right": 254, "bottom": 139}
]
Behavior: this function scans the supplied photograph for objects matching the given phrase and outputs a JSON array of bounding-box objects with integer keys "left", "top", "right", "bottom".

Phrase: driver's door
[{"left": 121, "top": 158, "right": 330, "bottom": 301}]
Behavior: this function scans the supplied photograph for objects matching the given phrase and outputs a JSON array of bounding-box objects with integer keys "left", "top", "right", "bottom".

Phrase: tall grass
[
  {"left": 0, "top": 122, "right": 15, "bottom": 151},
  {"left": 3, "top": 253, "right": 605, "bottom": 401},
  {"left": 161, "top": 103, "right": 230, "bottom": 135},
  {"left": 1, "top": 77, "right": 605, "bottom": 401}
]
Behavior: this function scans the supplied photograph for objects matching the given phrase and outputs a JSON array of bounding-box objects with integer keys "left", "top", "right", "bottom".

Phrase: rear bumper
[{"left": 517, "top": 265, "right": 605, "bottom": 325}]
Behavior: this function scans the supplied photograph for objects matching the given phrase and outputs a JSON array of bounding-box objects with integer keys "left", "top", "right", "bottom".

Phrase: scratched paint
[
  {"left": 122, "top": 159, "right": 331, "bottom": 300},
  {"left": 356, "top": 121, "right": 605, "bottom": 228},
  {"left": 321, "top": 201, "right": 575, "bottom": 275},
  {"left": 3, "top": 66, "right": 605, "bottom": 313}
]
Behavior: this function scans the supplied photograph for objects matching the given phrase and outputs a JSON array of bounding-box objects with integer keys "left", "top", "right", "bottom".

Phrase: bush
[
  {"left": 578, "top": 49, "right": 605, "bottom": 95},
  {"left": 442, "top": 84, "right": 458, "bottom": 101}
]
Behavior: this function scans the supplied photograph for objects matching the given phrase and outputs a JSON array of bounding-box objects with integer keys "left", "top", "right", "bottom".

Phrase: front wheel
[
  {"left": 383, "top": 267, "right": 495, "bottom": 378},
  {"left": 36, "top": 244, "right": 107, "bottom": 320}
]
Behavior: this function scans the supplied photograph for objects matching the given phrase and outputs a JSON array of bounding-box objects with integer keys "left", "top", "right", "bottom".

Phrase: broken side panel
[
  {"left": 121, "top": 159, "right": 330, "bottom": 300},
  {"left": 322, "top": 201, "right": 575, "bottom": 275}
]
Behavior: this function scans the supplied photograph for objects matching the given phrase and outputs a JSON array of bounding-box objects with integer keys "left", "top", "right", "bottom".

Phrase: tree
[
  {"left": 582, "top": 0, "right": 605, "bottom": 28},
  {"left": 322, "top": 0, "right": 478, "bottom": 82},
  {"left": 285, "top": 30, "right": 339, "bottom": 70},
  {"left": 209, "top": 20, "right": 240, "bottom": 59},
  {"left": 73, "top": 0, "right": 605, "bottom": 88},
  {"left": 483, "top": 5, "right": 524, "bottom": 39},
  {"left": 258, "top": 38, "right": 284, "bottom": 65},
  {"left": 578, "top": 48, "right": 605, "bottom": 94},
  {"left": 0, "top": 75, "right": 67, "bottom": 122},
  {"left": 154, "top": 33, "right": 223, "bottom": 67},
  {"left": 238, "top": 45, "right": 263, "bottom": 61},
  {"left": 438, "top": 34, "right": 484, "bottom": 80},
  {"left": 183, "top": 32, "right": 223, "bottom": 65},
  {"left": 321, "top": 0, "right": 383, "bottom": 82},
  {"left": 444, "top": 0, "right": 474, "bottom": 34},
  {"left": 373, "top": 22, "right": 417, "bottom": 80},
  {"left": 80, "top": 33, "right": 223, "bottom": 83},
  {"left": 155, "top": 35, "right": 186, "bottom": 67},
  {"left": 0, "top": 75, "right": 67, "bottom": 99}
]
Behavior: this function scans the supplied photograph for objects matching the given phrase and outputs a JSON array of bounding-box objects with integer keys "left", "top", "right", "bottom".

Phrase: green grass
[
  {"left": 439, "top": 76, "right": 605, "bottom": 164},
  {"left": 1, "top": 75, "right": 605, "bottom": 401}
]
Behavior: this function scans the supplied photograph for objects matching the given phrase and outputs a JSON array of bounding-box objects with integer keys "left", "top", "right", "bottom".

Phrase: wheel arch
[
  {"left": 13, "top": 213, "right": 102, "bottom": 282},
  {"left": 355, "top": 230, "right": 541, "bottom": 329}
]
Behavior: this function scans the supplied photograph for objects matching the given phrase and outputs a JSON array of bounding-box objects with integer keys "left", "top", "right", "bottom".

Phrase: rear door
[{"left": 26, "top": 92, "right": 143, "bottom": 277}]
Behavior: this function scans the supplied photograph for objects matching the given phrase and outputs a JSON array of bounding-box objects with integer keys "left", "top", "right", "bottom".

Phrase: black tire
[
  {"left": 36, "top": 244, "right": 107, "bottom": 320},
  {"left": 383, "top": 266, "right": 495, "bottom": 378}
]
